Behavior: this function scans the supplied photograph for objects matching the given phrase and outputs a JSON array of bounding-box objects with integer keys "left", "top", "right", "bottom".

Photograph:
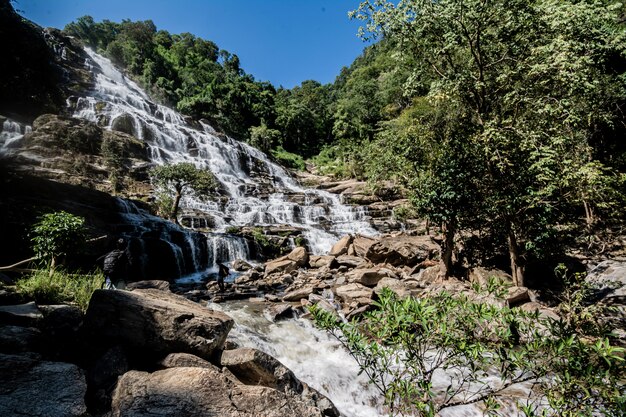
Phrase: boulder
[
  {"left": 468, "top": 267, "right": 513, "bottom": 289},
  {"left": 0, "top": 353, "right": 87, "bottom": 417},
  {"left": 220, "top": 347, "right": 302, "bottom": 394},
  {"left": 506, "top": 286, "right": 531, "bottom": 307},
  {"left": 232, "top": 259, "right": 254, "bottom": 271},
  {"left": 83, "top": 289, "right": 234, "bottom": 362},
  {"left": 374, "top": 277, "right": 410, "bottom": 299},
  {"left": 0, "top": 325, "right": 41, "bottom": 353},
  {"left": 347, "top": 267, "right": 396, "bottom": 287},
  {"left": 265, "top": 259, "right": 298, "bottom": 276},
  {"left": 328, "top": 235, "right": 353, "bottom": 257},
  {"left": 111, "top": 366, "right": 335, "bottom": 417},
  {"left": 352, "top": 235, "right": 377, "bottom": 258},
  {"left": 286, "top": 246, "right": 309, "bottom": 267},
  {"left": 335, "top": 283, "right": 374, "bottom": 302},
  {"left": 265, "top": 303, "right": 294, "bottom": 322},
  {"left": 309, "top": 255, "right": 336, "bottom": 269},
  {"left": 335, "top": 255, "right": 366, "bottom": 269},
  {"left": 126, "top": 280, "right": 171, "bottom": 292},
  {"left": 87, "top": 346, "right": 129, "bottom": 412},
  {"left": 365, "top": 234, "right": 439, "bottom": 267},
  {"left": 0, "top": 301, "right": 43, "bottom": 326},
  {"left": 282, "top": 286, "right": 315, "bottom": 302},
  {"left": 159, "top": 352, "right": 219, "bottom": 370}
]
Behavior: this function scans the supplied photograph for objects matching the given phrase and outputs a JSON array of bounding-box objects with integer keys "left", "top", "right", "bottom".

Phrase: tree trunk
[
  {"left": 583, "top": 199, "right": 594, "bottom": 230},
  {"left": 172, "top": 190, "right": 182, "bottom": 225},
  {"left": 507, "top": 229, "right": 525, "bottom": 287},
  {"left": 438, "top": 221, "right": 455, "bottom": 280}
]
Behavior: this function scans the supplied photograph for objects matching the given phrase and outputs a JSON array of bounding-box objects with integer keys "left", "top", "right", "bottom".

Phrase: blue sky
[{"left": 16, "top": 0, "right": 370, "bottom": 88}]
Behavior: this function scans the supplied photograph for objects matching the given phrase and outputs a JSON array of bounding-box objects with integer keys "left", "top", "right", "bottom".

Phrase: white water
[
  {"left": 213, "top": 301, "right": 540, "bottom": 417},
  {"left": 0, "top": 118, "right": 31, "bottom": 151},
  {"left": 73, "top": 48, "right": 377, "bottom": 256},
  {"left": 211, "top": 301, "right": 384, "bottom": 417}
]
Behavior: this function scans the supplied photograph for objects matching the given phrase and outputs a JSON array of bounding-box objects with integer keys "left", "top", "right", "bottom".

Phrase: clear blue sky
[{"left": 15, "top": 0, "right": 370, "bottom": 88}]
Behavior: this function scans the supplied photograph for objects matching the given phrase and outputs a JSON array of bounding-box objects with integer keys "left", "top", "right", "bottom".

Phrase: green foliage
[
  {"left": 311, "top": 287, "right": 625, "bottom": 417},
  {"left": 270, "top": 146, "right": 306, "bottom": 171},
  {"left": 30, "top": 211, "right": 86, "bottom": 267},
  {"left": 150, "top": 162, "right": 218, "bottom": 223},
  {"left": 16, "top": 269, "right": 102, "bottom": 312},
  {"left": 248, "top": 124, "right": 282, "bottom": 154},
  {"left": 350, "top": 0, "right": 626, "bottom": 283}
]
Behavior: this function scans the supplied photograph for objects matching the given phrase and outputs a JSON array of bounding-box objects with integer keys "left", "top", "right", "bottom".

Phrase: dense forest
[{"left": 65, "top": 0, "right": 626, "bottom": 288}]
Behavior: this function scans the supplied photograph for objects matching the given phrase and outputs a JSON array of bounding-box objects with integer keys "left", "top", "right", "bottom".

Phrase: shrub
[
  {"left": 31, "top": 211, "right": 86, "bottom": 268},
  {"left": 270, "top": 146, "right": 306, "bottom": 171},
  {"left": 16, "top": 269, "right": 102, "bottom": 311}
]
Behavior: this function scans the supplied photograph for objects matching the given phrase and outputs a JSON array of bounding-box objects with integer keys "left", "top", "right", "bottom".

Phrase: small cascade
[
  {"left": 0, "top": 118, "right": 31, "bottom": 151},
  {"left": 211, "top": 301, "right": 384, "bottom": 417}
]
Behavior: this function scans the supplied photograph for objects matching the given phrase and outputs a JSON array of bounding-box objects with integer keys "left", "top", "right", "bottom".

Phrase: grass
[{"left": 16, "top": 269, "right": 103, "bottom": 311}]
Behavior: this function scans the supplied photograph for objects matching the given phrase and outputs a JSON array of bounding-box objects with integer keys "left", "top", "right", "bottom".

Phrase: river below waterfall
[{"left": 209, "top": 300, "right": 537, "bottom": 417}]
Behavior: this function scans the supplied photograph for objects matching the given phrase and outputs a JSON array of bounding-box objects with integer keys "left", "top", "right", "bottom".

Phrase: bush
[
  {"left": 270, "top": 146, "right": 306, "bottom": 171},
  {"left": 31, "top": 211, "right": 86, "bottom": 268},
  {"left": 311, "top": 288, "right": 625, "bottom": 417},
  {"left": 16, "top": 269, "right": 102, "bottom": 311}
]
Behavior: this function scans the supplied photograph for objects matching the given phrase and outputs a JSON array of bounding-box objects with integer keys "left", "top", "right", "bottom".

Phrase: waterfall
[
  {"left": 72, "top": 48, "right": 376, "bottom": 262},
  {"left": 0, "top": 118, "right": 31, "bottom": 151}
]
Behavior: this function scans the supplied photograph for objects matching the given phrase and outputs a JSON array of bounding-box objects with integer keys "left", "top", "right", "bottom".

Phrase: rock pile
[
  {"left": 0, "top": 285, "right": 338, "bottom": 417},
  {"left": 218, "top": 232, "right": 536, "bottom": 321}
]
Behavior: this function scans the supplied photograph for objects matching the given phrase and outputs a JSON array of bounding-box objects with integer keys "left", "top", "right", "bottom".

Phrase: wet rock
[
  {"left": 83, "top": 289, "right": 234, "bottom": 362},
  {"left": 266, "top": 303, "right": 294, "bottom": 322},
  {"left": 220, "top": 347, "right": 303, "bottom": 394},
  {"left": 126, "top": 280, "right": 171, "bottom": 292},
  {"left": 329, "top": 235, "right": 353, "bottom": 257},
  {"left": 0, "top": 301, "right": 43, "bottom": 326},
  {"left": 111, "top": 366, "right": 334, "bottom": 417},
  {"left": 365, "top": 234, "right": 439, "bottom": 267},
  {"left": 335, "top": 283, "right": 374, "bottom": 302},
  {"left": 159, "top": 352, "right": 219, "bottom": 370},
  {"left": 0, "top": 353, "right": 87, "bottom": 417}
]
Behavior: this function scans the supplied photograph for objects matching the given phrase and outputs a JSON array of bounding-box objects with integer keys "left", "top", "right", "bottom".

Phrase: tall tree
[{"left": 354, "top": 0, "right": 626, "bottom": 285}]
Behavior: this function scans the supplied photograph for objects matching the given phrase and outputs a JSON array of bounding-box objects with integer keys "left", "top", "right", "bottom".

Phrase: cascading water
[
  {"left": 72, "top": 48, "right": 376, "bottom": 266},
  {"left": 0, "top": 118, "right": 31, "bottom": 152}
]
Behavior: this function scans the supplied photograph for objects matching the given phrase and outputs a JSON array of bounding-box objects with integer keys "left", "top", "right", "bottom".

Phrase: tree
[
  {"left": 150, "top": 163, "right": 218, "bottom": 225},
  {"left": 352, "top": 0, "right": 626, "bottom": 285},
  {"left": 312, "top": 287, "right": 626, "bottom": 417}
]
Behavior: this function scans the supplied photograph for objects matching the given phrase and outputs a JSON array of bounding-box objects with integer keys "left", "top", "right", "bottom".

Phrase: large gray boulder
[
  {"left": 328, "top": 235, "right": 353, "bottom": 257},
  {"left": 83, "top": 289, "right": 234, "bottom": 361},
  {"left": 111, "top": 366, "right": 336, "bottom": 417},
  {"left": 0, "top": 353, "right": 87, "bottom": 417}
]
